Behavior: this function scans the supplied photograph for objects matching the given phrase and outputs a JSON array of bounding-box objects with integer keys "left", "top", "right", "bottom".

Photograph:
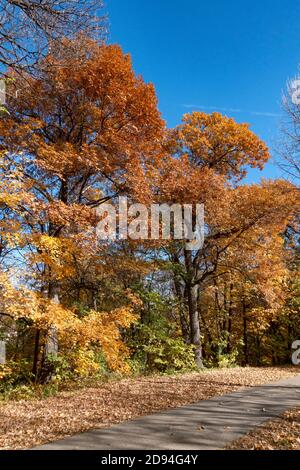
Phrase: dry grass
[{"left": 0, "top": 366, "right": 297, "bottom": 450}]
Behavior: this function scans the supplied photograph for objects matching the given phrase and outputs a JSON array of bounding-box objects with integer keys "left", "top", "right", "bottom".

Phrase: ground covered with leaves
[
  {"left": 228, "top": 407, "right": 300, "bottom": 450},
  {"left": 0, "top": 366, "right": 298, "bottom": 450}
]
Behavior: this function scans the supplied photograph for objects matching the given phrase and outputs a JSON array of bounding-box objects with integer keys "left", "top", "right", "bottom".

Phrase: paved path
[{"left": 35, "top": 374, "right": 300, "bottom": 450}]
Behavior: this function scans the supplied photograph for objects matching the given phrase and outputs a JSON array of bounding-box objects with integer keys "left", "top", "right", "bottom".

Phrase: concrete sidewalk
[{"left": 35, "top": 374, "right": 300, "bottom": 450}]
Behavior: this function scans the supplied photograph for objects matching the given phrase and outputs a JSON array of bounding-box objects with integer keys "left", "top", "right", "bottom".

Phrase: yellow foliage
[
  {"left": 67, "top": 349, "right": 101, "bottom": 377},
  {"left": 0, "top": 272, "right": 136, "bottom": 374},
  {"left": 0, "top": 365, "right": 12, "bottom": 380}
]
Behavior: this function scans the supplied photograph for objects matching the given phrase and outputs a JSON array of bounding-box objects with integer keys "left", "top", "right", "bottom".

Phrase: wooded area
[{"left": 0, "top": 1, "right": 299, "bottom": 396}]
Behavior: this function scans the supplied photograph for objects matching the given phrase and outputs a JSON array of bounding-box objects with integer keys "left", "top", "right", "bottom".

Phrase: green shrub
[{"left": 127, "top": 288, "right": 196, "bottom": 374}]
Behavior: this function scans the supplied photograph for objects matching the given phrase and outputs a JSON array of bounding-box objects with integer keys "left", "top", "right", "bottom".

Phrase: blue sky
[{"left": 105, "top": 0, "right": 300, "bottom": 183}]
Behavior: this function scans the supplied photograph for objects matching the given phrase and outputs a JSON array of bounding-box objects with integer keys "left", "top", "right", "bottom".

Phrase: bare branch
[{"left": 0, "top": 0, "right": 107, "bottom": 71}]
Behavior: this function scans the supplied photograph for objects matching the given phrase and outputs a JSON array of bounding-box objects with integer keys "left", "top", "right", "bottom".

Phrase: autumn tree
[
  {"left": 199, "top": 223, "right": 292, "bottom": 365},
  {"left": 0, "top": 37, "right": 165, "bottom": 379},
  {"left": 1, "top": 43, "right": 299, "bottom": 382},
  {"left": 172, "top": 112, "right": 269, "bottom": 181},
  {"left": 156, "top": 112, "right": 299, "bottom": 367}
]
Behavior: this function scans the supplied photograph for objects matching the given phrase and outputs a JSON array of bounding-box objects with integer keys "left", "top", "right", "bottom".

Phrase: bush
[
  {"left": 0, "top": 359, "right": 33, "bottom": 388},
  {"left": 127, "top": 288, "right": 196, "bottom": 374},
  {"left": 0, "top": 360, "right": 34, "bottom": 400},
  {"left": 203, "top": 338, "right": 239, "bottom": 368},
  {"left": 142, "top": 331, "right": 196, "bottom": 373}
]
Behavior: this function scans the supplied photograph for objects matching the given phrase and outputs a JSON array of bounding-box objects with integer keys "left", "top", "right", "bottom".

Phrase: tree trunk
[
  {"left": 226, "top": 282, "right": 234, "bottom": 354},
  {"left": 32, "top": 329, "right": 40, "bottom": 380},
  {"left": 242, "top": 298, "right": 249, "bottom": 365},
  {"left": 187, "top": 283, "right": 203, "bottom": 368},
  {"left": 174, "top": 278, "right": 190, "bottom": 343}
]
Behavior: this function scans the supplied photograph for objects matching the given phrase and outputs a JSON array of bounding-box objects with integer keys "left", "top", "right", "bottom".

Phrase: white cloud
[{"left": 182, "top": 104, "right": 282, "bottom": 118}]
